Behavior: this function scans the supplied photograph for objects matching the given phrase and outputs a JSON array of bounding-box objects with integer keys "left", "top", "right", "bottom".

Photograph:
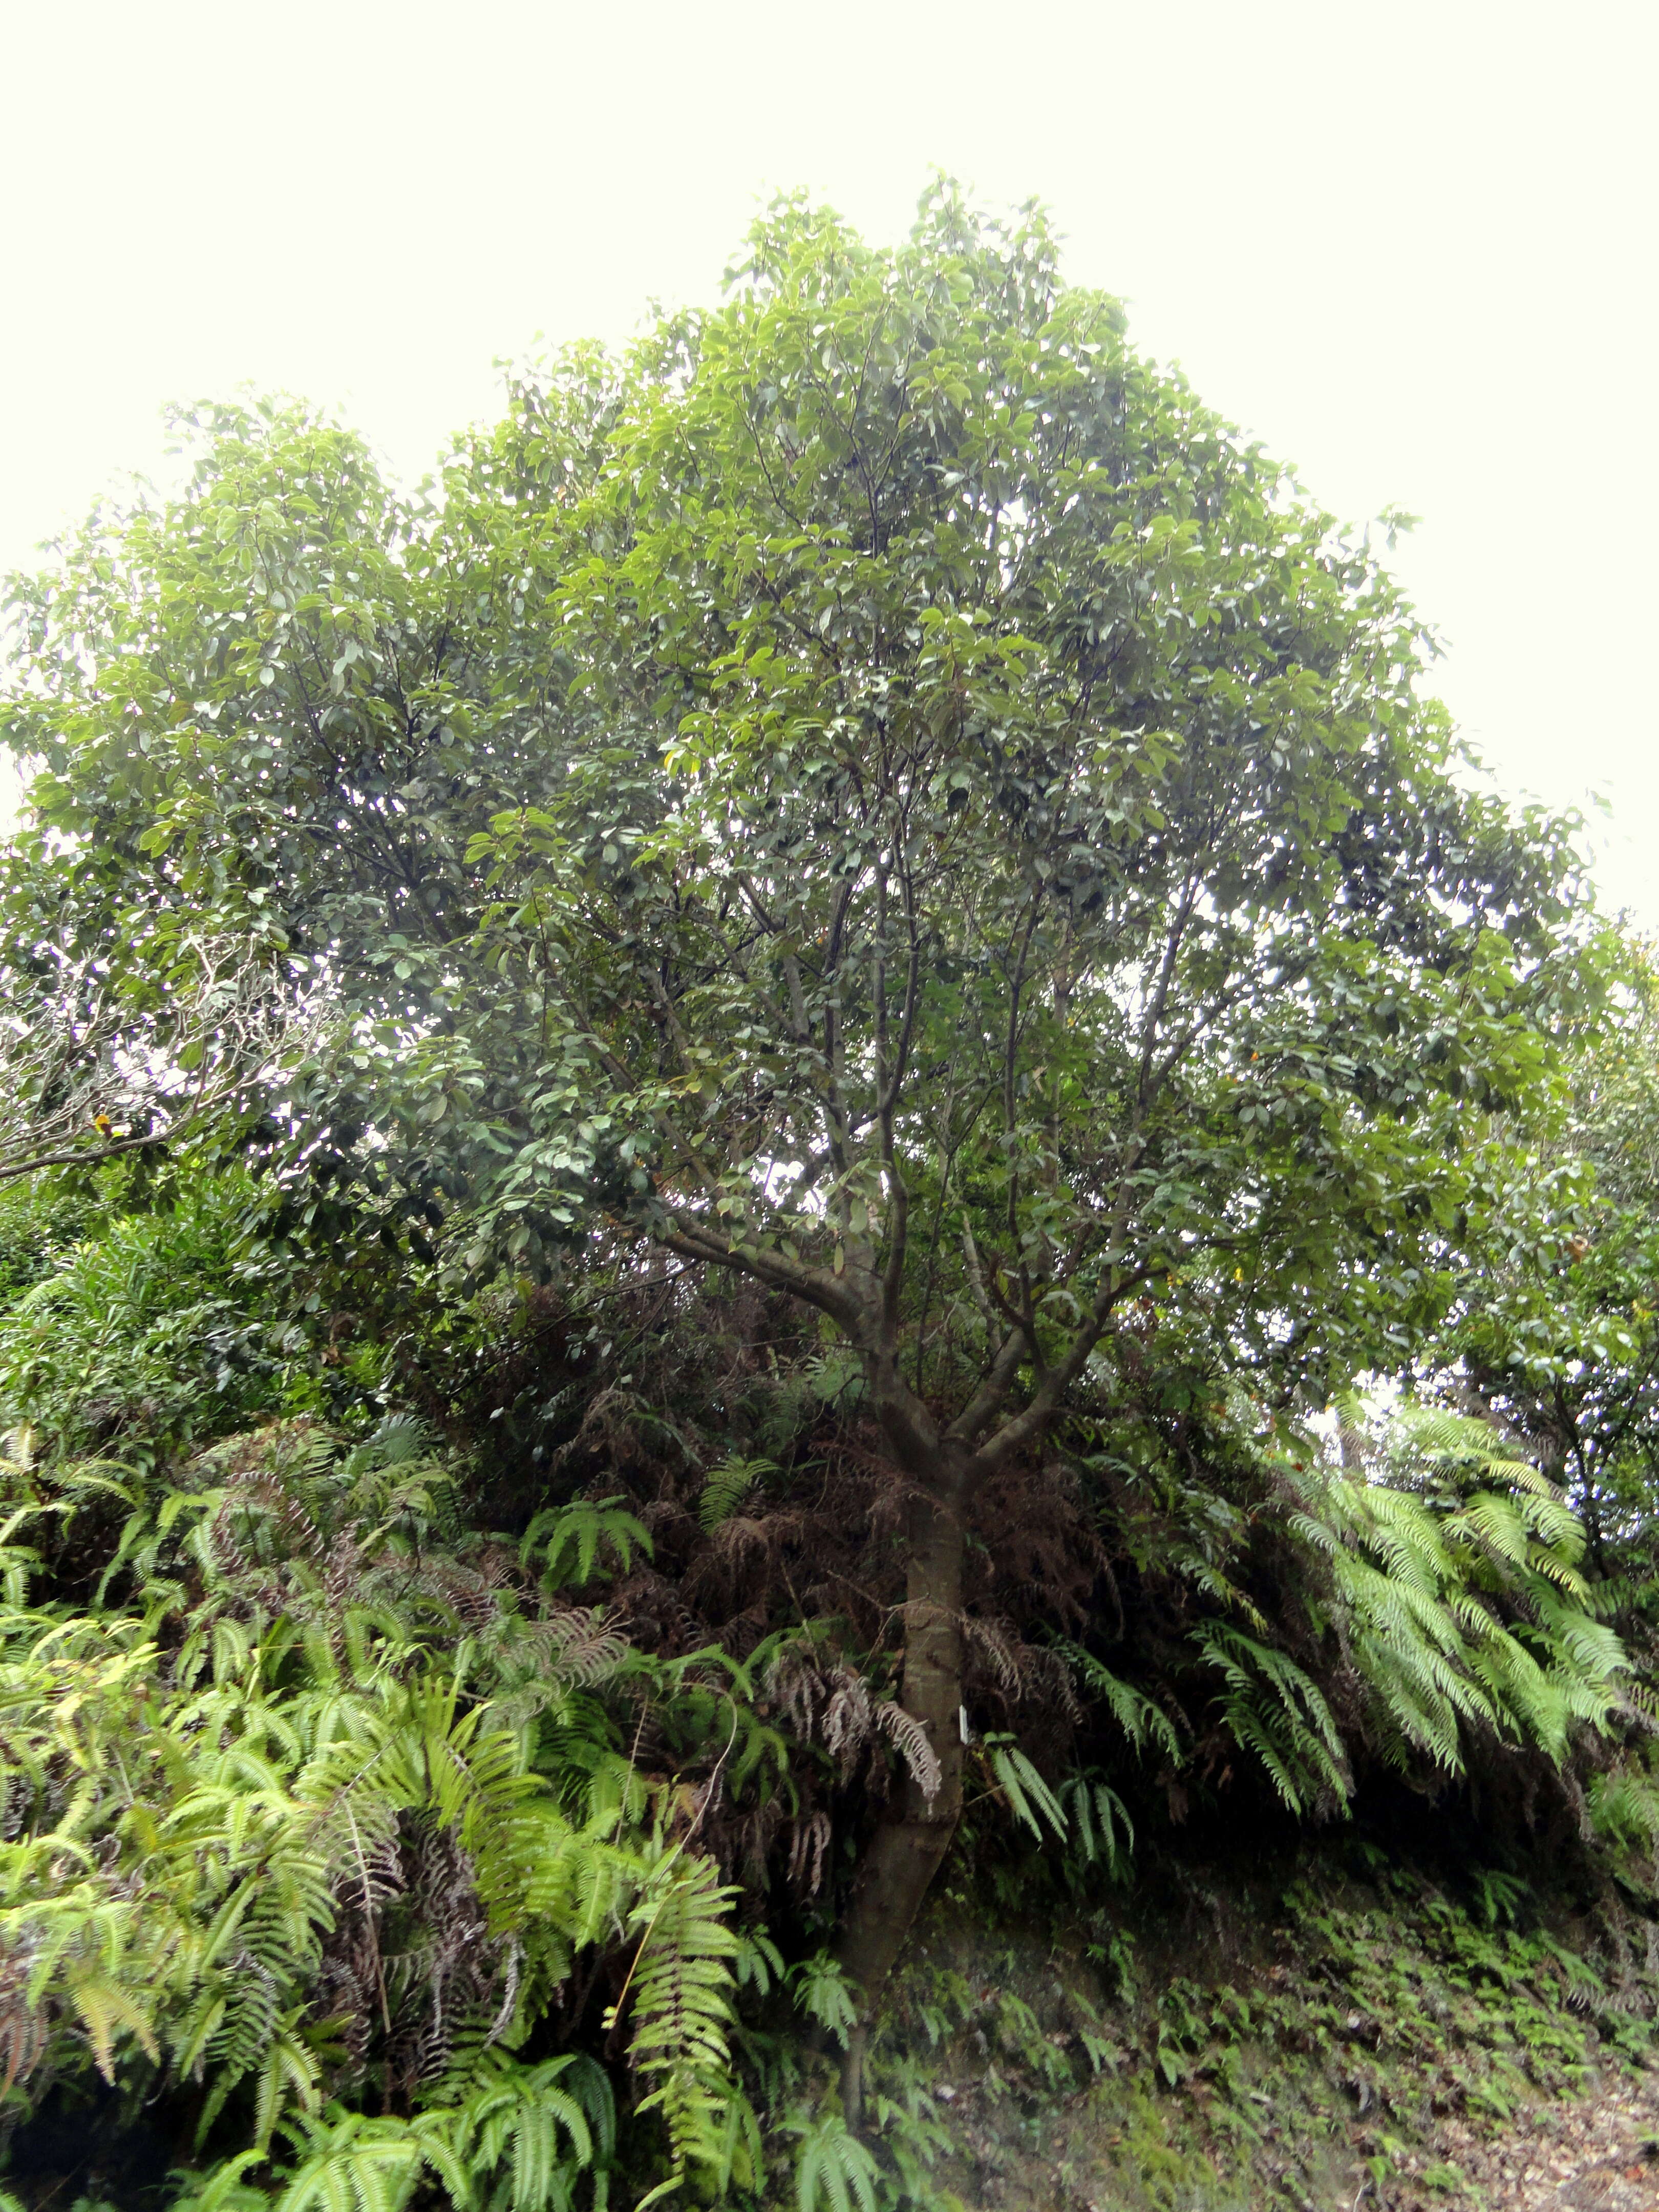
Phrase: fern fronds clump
[
  {"left": 1278, "top": 1402, "right": 1629, "bottom": 1786},
  {"left": 0, "top": 1410, "right": 749, "bottom": 2207},
  {"left": 614, "top": 1851, "right": 756, "bottom": 2206}
]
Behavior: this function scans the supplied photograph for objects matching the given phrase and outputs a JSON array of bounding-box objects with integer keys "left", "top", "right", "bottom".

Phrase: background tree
[
  {"left": 0, "top": 848, "right": 318, "bottom": 1186},
  {"left": 2, "top": 189, "right": 1606, "bottom": 2101},
  {"left": 1437, "top": 940, "right": 1659, "bottom": 1578}
]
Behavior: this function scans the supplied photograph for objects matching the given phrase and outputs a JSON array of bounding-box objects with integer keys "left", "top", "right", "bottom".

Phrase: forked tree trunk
[{"left": 835, "top": 1462, "right": 968, "bottom": 2125}]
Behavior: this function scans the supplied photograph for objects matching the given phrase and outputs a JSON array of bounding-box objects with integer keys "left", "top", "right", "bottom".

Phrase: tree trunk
[{"left": 835, "top": 1464, "right": 967, "bottom": 2125}]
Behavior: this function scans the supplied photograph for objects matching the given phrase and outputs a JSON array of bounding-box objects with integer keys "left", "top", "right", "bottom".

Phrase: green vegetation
[
  {"left": 863, "top": 1840, "right": 1659, "bottom": 2211},
  {"left": 0, "top": 186, "right": 1656, "bottom": 2209}
]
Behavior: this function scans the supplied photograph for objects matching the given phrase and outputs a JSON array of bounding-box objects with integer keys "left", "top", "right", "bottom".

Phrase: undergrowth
[
  {"left": 825, "top": 1842, "right": 1659, "bottom": 2212},
  {"left": 3, "top": 1169, "right": 1659, "bottom": 2211}
]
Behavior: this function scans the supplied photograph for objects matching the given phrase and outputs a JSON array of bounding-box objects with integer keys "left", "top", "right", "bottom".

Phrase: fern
[
  {"left": 0, "top": 1400, "right": 744, "bottom": 2193},
  {"left": 1061, "top": 1771, "right": 1135, "bottom": 1873},
  {"left": 874, "top": 1697, "right": 942, "bottom": 1803},
  {"left": 520, "top": 1497, "right": 651, "bottom": 1588},
  {"left": 792, "top": 2114, "right": 879, "bottom": 2212},
  {"left": 697, "top": 1456, "right": 778, "bottom": 1532},
  {"left": 439, "top": 2050, "right": 603, "bottom": 2212},
  {"left": 613, "top": 1851, "right": 750, "bottom": 2203},
  {"left": 788, "top": 1949, "right": 859, "bottom": 2049},
  {"left": 1588, "top": 1770, "right": 1659, "bottom": 1862},
  {"left": 1276, "top": 1402, "right": 1629, "bottom": 1785},
  {"left": 984, "top": 1733, "right": 1068, "bottom": 1842},
  {"left": 166, "top": 2151, "right": 271, "bottom": 2212},
  {"left": 1052, "top": 1641, "right": 1179, "bottom": 1759},
  {"left": 272, "top": 2110, "right": 432, "bottom": 2212},
  {"left": 1192, "top": 1624, "right": 1348, "bottom": 1815}
]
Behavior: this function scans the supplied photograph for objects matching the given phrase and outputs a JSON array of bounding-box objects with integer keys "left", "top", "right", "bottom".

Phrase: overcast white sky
[{"left": 2, "top": 1, "right": 1653, "bottom": 921}]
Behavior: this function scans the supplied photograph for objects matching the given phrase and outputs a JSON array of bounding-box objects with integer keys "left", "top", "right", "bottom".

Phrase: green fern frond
[
  {"left": 1061, "top": 1772, "right": 1135, "bottom": 1872},
  {"left": 788, "top": 1951, "right": 858, "bottom": 2049},
  {"left": 1192, "top": 1625, "right": 1348, "bottom": 1815},
  {"left": 520, "top": 1499, "right": 651, "bottom": 1588},
  {"left": 612, "top": 1852, "right": 745, "bottom": 2196},
  {"left": 438, "top": 2050, "right": 599, "bottom": 2211},
  {"left": 272, "top": 2110, "right": 427, "bottom": 2212},
  {"left": 1052, "top": 1642, "right": 1179, "bottom": 1759},
  {"left": 1285, "top": 1408, "right": 1628, "bottom": 1788},
  {"left": 165, "top": 2150, "right": 271, "bottom": 2212},
  {"left": 985, "top": 1736, "right": 1068, "bottom": 1843},
  {"left": 697, "top": 1457, "right": 779, "bottom": 1532},
  {"left": 793, "top": 2114, "right": 879, "bottom": 2212},
  {"left": 1588, "top": 1770, "right": 1659, "bottom": 1857}
]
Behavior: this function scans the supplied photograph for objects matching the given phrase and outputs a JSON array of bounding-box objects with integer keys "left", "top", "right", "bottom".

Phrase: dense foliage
[{"left": 1, "top": 188, "right": 1656, "bottom": 2210}]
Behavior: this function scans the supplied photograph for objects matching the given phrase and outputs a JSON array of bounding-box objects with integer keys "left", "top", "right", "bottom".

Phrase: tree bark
[{"left": 835, "top": 1462, "right": 967, "bottom": 2125}]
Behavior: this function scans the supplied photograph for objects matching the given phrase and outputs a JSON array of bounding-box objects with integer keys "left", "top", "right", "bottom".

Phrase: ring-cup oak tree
[{"left": 3, "top": 188, "right": 1598, "bottom": 2100}]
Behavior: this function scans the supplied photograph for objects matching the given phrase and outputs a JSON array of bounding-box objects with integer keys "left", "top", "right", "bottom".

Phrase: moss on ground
[{"left": 852, "top": 1840, "right": 1659, "bottom": 2211}]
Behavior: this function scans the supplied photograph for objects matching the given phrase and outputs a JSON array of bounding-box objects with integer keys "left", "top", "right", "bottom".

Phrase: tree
[
  {"left": 2, "top": 187, "right": 1598, "bottom": 2097},
  {"left": 1439, "top": 939, "right": 1659, "bottom": 1577},
  {"left": 0, "top": 871, "right": 320, "bottom": 1186}
]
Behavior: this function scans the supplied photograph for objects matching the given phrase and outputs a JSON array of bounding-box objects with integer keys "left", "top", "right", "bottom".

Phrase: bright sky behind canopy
[{"left": 2, "top": 0, "right": 1653, "bottom": 922}]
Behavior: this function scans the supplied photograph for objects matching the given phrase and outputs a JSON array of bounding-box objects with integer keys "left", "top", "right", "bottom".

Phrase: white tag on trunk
[{"left": 959, "top": 1705, "right": 970, "bottom": 1743}]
